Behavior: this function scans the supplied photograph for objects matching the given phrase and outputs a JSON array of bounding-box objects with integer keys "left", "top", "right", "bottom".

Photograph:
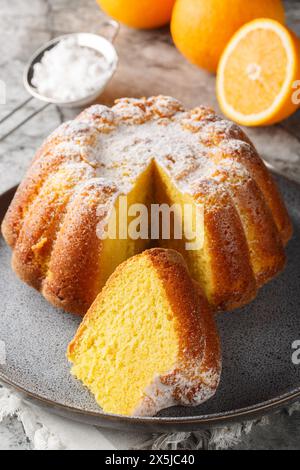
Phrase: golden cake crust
[
  {"left": 1, "top": 96, "right": 292, "bottom": 314},
  {"left": 141, "top": 249, "right": 221, "bottom": 413}
]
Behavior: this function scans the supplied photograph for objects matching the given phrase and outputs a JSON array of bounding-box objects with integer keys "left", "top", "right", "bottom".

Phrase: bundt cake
[
  {"left": 67, "top": 248, "right": 221, "bottom": 416},
  {"left": 1, "top": 96, "right": 292, "bottom": 314}
]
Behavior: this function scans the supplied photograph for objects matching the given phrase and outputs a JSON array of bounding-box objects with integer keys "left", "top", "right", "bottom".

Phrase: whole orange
[
  {"left": 171, "top": 0, "right": 285, "bottom": 72},
  {"left": 97, "top": 0, "right": 176, "bottom": 29}
]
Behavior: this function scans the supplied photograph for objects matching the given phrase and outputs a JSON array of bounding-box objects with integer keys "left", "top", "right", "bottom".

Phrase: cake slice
[{"left": 67, "top": 248, "right": 221, "bottom": 417}]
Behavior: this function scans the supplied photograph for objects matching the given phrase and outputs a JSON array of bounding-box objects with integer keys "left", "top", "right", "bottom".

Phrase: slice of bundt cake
[
  {"left": 67, "top": 248, "right": 221, "bottom": 417},
  {"left": 1, "top": 96, "right": 292, "bottom": 314}
]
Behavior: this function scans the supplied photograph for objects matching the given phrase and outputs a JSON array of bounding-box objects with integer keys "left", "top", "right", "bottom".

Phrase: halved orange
[{"left": 217, "top": 19, "right": 300, "bottom": 126}]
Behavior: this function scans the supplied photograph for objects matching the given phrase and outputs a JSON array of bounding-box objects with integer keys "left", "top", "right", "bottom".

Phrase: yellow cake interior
[
  {"left": 98, "top": 163, "right": 153, "bottom": 286},
  {"left": 98, "top": 161, "right": 211, "bottom": 302},
  {"left": 153, "top": 163, "right": 212, "bottom": 302},
  {"left": 68, "top": 254, "right": 179, "bottom": 416}
]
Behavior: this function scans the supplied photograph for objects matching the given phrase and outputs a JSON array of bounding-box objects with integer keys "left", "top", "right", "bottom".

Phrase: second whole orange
[{"left": 171, "top": 0, "right": 285, "bottom": 72}]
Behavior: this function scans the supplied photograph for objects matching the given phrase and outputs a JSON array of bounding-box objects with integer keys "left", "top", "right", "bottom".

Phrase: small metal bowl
[
  {"left": 0, "top": 21, "right": 119, "bottom": 142},
  {"left": 23, "top": 27, "right": 119, "bottom": 108}
]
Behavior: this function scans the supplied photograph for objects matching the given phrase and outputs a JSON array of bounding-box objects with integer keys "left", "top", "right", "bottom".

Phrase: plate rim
[
  {"left": 1, "top": 372, "right": 300, "bottom": 429},
  {"left": 1, "top": 173, "right": 300, "bottom": 429}
]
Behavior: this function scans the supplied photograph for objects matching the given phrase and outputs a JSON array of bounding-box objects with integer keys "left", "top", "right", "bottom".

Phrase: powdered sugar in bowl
[{"left": 24, "top": 25, "right": 119, "bottom": 108}]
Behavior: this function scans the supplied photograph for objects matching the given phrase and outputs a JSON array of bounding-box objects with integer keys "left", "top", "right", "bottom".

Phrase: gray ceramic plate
[{"left": 0, "top": 173, "right": 300, "bottom": 432}]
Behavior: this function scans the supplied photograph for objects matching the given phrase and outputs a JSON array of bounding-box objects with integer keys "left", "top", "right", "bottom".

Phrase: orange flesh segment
[{"left": 223, "top": 28, "right": 288, "bottom": 115}]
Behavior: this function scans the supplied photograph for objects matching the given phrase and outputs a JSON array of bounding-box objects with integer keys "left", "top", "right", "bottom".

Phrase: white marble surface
[
  {"left": 0, "top": 0, "right": 300, "bottom": 450},
  {"left": 0, "top": 415, "right": 30, "bottom": 450}
]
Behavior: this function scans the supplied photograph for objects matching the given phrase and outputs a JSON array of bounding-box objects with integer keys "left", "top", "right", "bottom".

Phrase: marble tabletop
[{"left": 0, "top": 0, "right": 300, "bottom": 450}]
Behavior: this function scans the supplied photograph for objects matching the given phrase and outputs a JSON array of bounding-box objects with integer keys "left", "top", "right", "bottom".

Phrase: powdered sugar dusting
[
  {"left": 37, "top": 96, "right": 256, "bottom": 202},
  {"left": 32, "top": 37, "right": 112, "bottom": 102},
  {"left": 132, "top": 356, "right": 221, "bottom": 417}
]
